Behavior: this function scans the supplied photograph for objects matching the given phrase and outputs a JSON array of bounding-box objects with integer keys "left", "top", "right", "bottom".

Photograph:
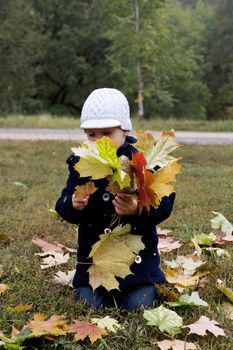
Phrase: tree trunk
[{"left": 135, "top": 0, "right": 144, "bottom": 118}]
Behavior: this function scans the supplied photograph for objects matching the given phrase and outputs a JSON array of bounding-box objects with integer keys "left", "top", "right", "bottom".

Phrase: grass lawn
[
  {"left": 0, "top": 140, "right": 233, "bottom": 349},
  {"left": 1, "top": 114, "right": 233, "bottom": 131}
]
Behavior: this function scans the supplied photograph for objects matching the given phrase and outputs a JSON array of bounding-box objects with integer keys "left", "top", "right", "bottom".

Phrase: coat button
[
  {"left": 104, "top": 228, "right": 111, "bottom": 234},
  {"left": 102, "top": 193, "right": 110, "bottom": 202},
  {"left": 135, "top": 255, "right": 142, "bottom": 264}
]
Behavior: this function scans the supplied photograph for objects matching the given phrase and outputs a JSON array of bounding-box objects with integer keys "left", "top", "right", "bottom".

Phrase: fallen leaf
[
  {"left": 0, "top": 284, "right": 8, "bottom": 294},
  {"left": 165, "top": 268, "right": 200, "bottom": 288},
  {"left": 216, "top": 280, "right": 233, "bottom": 303},
  {"left": 91, "top": 316, "right": 122, "bottom": 333},
  {"left": 143, "top": 305, "right": 183, "bottom": 336},
  {"left": 0, "top": 231, "right": 10, "bottom": 243},
  {"left": 37, "top": 252, "right": 70, "bottom": 269},
  {"left": 158, "top": 237, "right": 182, "bottom": 253},
  {"left": 157, "top": 339, "right": 198, "bottom": 350},
  {"left": 183, "top": 315, "right": 225, "bottom": 337},
  {"left": 204, "top": 247, "right": 230, "bottom": 257},
  {"left": 191, "top": 233, "right": 216, "bottom": 246},
  {"left": 32, "top": 238, "right": 63, "bottom": 253},
  {"left": 74, "top": 182, "right": 97, "bottom": 198},
  {"left": 53, "top": 270, "right": 75, "bottom": 287},
  {"left": 157, "top": 227, "right": 173, "bottom": 236},
  {"left": 69, "top": 320, "right": 106, "bottom": 343},
  {"left": 164, "top": 255, "right": 204, "bottom": 272},
  {"left": 211, "top": 212, "right": 233, "bottom": 239},
  {"left": 7, "top": 304, "right": 33, "bottom": 313},
  {"left": 166, "top": 291, "right": 208, "bottom": 307},
  {"left": 13, "top": 181, "right": 28, "bottom": 189},
  {"left": 25, "top": 313, "right": 69, "bottom": 337},
  {"left": 222, "top": 301, "right": 233, "bottom": 320}
]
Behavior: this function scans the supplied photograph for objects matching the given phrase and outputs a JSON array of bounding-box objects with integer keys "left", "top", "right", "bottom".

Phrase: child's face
[{"left": 85, "top": 127, "right": 128, "bottom": 149}]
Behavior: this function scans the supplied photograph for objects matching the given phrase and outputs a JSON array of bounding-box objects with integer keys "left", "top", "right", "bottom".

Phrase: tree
[
  {"left": 32, "top": 0, "right": 111, "bottom": 114},
  {"left": 204, "top": 0, "right": 233, "bottom": 119},
  {"left": 0, "top": 0, "right": 42, "bottom": 114}
]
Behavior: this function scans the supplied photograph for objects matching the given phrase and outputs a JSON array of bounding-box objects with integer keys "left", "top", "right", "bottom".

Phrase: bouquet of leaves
[{"left": 71, "top": 130, "right": 182, "bottom": 290}]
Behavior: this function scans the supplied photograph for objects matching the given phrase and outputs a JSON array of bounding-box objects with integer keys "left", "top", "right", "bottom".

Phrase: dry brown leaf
[
  {"left": 165, "top": 268, "right": 204, "bottom": 291},
  {"left": 74, "top": 182, "right": 97, "bottom": 198},
  {"left": 69, "top": 320, "right": 106, "bottom": 343},
  {"left": 0, "top": 284, "right": 8, "bottom": 294},
  {"left": 183, "top": 315, "right": 225, "bottom": 337}
]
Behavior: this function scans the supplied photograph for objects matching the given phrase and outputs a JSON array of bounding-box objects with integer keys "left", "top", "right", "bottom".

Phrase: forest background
[{"left": 0, "top": 0, "right": 233, "bottom": 121}]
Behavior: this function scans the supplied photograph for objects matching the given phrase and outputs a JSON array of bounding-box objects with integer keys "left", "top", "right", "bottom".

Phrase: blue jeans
[{"left": 75, "top": 285, "right": 160, "bottom": 311}]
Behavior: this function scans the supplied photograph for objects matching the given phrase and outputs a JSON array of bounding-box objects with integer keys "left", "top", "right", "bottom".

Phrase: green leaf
[
  {"left": 166, "top": 292, "right": 208, "bottom": 307},
  {"left": 143, "top": 305, "right": 183, "bottom": 336},
  {"left": 191, "top": 233, "right": 216, "bottom": 246}
]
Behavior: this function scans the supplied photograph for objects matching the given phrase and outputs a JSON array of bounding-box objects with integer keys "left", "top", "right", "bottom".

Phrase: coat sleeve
[{"left": 55, "top": 155, "right": 89, "bottom": 224}]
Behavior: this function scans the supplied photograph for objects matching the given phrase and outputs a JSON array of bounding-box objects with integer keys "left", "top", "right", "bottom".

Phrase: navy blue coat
[{"left": 55, "top": 136, "right": 175, "bottom": 290}]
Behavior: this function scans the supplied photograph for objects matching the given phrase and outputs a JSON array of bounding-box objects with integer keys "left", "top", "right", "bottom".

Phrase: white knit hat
[{"left": 80, "top": 88, "right": 132, "bottom": 131}]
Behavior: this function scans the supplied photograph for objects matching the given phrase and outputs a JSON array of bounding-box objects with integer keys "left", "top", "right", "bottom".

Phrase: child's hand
[
  {"left": 112, "top": 193, "right": 139, "bottom": 216},
  {"left": 72, "top": 194, "right": 89, "bottom": 210}
]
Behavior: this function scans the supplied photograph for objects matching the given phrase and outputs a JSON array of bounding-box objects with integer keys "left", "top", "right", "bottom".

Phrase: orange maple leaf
[
  {"left": 69, "top": 320, "right": 106, "bottom": 343},
  {"left": 74, "top": 182, "right": 97, "bottom": 199}
]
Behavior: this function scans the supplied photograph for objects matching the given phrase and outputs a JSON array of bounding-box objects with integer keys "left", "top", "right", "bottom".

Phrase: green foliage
[{"left": 0, "top": 0, "right": 233, "bottom": 119}]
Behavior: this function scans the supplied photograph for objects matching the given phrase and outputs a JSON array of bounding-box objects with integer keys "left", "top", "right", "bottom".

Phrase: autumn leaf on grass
[
  {"left": 222, "top": 301, "right": 233, "bottom": 320},
  {"left": 135, "top": 129, "right": 181, "bottom": 169},
  {"left": 157, "top": 227, "right": 173, "bottom": 236},
  {"left": 0, "top": 284, "right": 8, "bottom": 294},
  {"left": 183, "top": 315, "right": 225, "bottom": 337},
  {"left": 88, "top": 224, "right": 144, "bottom": 291},
  {"left": 91, "top": 316, "right": 122, "bottom": 333},
  {"left": 7, "top": 304, "right": 33, "bottom": 313},
  {"left": 69, "top": 320, "right": 106, "bottom": 344},
  {"left": 211, "top": 211, "right": 233, "bottom": 242},
  {"left": 74, "top": 182, "right": 97, "bottom": 199},
  {"left": 157, "top": 339, "right": 198, "bottom": 350},
  {"left": 24, "top": 313, "right": 69, "bottom": 338},
  {"left": 32, "top": 238, "right": 63, "bottom": 253},
  {"left": 36, "top": 252, "right": 70, "bottom": 269},
  {"left": 166, "top": 291, "right": 208, "bottom": 307},
  {"left": 216, "top": 279, "right": 233, "bottom": 303},
  {"left": 164, "top": 255, "right": 204, "bottom": 273},
  {"left": 143, "top": 305, "right": 183, "bottom": 336},
  {"left": 158, "top": 236, "right": 182, "bottom": 253},
  {"left": 190, "top": 233, "right": 216, "bottom": 247},
  {"left": 165, "top": 268, "right": 206, "bottom": 292},
  {"left": 53, "top": 270, "right": 75, "bottom": 287}
]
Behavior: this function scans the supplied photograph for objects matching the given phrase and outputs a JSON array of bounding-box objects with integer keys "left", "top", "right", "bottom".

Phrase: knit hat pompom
[{"left": 80, "top": 88, "right": 132, "bottom": 131}]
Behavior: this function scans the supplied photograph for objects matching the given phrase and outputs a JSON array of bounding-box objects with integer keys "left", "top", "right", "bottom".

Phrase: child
[{"left": 55, "top": 88, "right": 175, "bottom": 310}]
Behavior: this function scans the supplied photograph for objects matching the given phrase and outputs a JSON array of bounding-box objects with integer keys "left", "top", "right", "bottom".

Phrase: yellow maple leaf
[
  {"left": 88, "top": 225, "right": 144, "bottom": 291},
  {"left": 7, "top": 304, "right": 33, "bottom": 313},
  {"left": 135, "top": 129, "right": 181, "bottom": 169},
  {"left": 74, "top": 182, "right": 97, "bottom": 199},
  {"left": 24, "top": 313, "right": 69, "bottom": 337},
  {"left": 150, "top": 161, "right": 181, "bottom": 204}
]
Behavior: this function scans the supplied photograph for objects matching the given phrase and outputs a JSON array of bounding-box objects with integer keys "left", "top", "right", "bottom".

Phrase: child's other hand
[
  {"left": 112, "top": 193, "right": 139, "bottom": 216},
  {"left": 72, "top": 194, "right": 89, "bottom": 210}
]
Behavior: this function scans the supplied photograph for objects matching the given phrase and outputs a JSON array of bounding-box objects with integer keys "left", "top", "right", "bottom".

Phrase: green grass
[
  {"left": 0, "top": 141, "right": 233, "bottom": 349},
  {"left": 1, "top": 114, "right": 233, "bottom": 131}
]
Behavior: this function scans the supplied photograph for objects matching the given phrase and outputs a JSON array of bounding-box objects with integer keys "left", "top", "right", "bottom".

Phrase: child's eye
[{"left": 103, "top": 132, "right": 111, "bottom": 136}]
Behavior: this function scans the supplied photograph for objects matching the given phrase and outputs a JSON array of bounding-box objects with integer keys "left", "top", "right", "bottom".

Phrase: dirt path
[{"left": 0, "top": 128, "right": 233, "bottom": 144}]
